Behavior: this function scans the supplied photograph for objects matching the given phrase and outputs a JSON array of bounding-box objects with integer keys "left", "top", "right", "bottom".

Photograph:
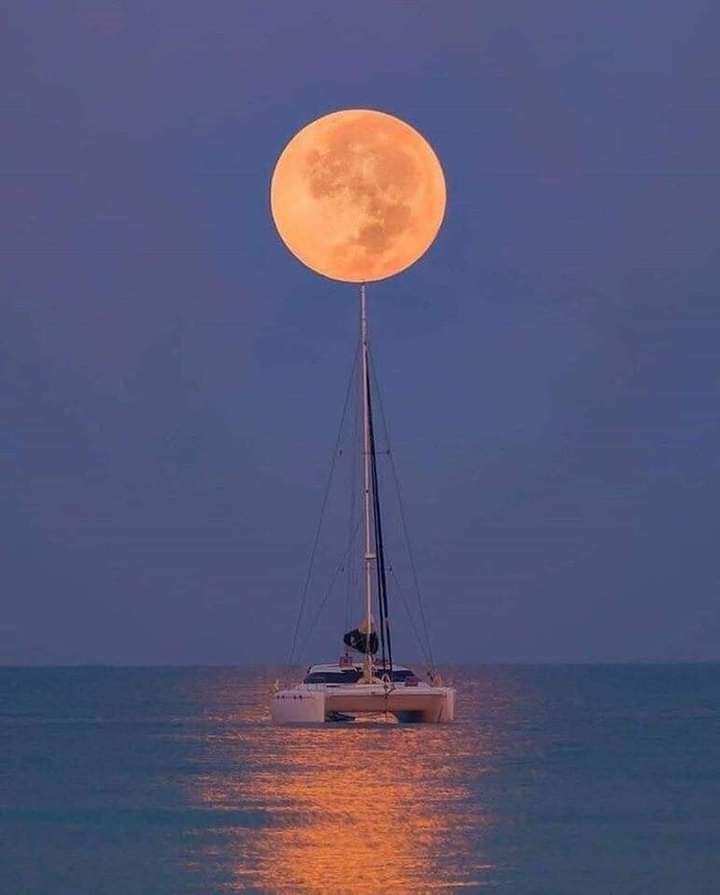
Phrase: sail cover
[{"left": 343, "top": 627, "right": 379, "bottom": 655}]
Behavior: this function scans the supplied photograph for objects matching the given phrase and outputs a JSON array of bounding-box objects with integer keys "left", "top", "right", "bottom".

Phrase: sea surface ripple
[{"left": 1, "top": 665, "right": 719, "bottom": 893}]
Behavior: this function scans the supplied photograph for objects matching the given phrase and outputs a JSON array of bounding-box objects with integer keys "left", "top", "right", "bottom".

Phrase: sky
[{"left": 1, "top": 1, "right": 719, "bottom": 665}]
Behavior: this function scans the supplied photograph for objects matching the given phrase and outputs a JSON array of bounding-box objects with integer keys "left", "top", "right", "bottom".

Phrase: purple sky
[{"left": 2, "top": 1, "right": 719, "bottom": 664}]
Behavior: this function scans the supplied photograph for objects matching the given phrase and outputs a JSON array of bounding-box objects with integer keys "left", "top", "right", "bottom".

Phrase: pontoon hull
[{"left": 271, "top": 685, "right": 455, "bottom": 724}]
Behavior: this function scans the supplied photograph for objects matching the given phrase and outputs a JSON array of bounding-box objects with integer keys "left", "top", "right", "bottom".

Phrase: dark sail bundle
[{"left": 343, "top": 627, "right": 379, "bottom": 655}]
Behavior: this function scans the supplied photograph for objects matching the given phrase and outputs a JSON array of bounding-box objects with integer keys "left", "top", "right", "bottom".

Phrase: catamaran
[{"left": 271, "top": 285, "right": 455, "bottom": 723}]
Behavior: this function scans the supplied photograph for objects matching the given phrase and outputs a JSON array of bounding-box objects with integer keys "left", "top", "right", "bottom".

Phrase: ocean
[{"left": 1, "top": 665, "right": 719, "bottom": 894}]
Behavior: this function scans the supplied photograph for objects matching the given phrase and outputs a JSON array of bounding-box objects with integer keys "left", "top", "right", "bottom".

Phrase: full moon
[{"left": 270, "top": 109, "right": 446, "bottom": 283}]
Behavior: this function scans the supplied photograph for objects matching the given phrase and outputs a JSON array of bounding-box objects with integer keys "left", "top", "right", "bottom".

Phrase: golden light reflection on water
[{"left": 191, "top": 675, "right": 506, "bottom": 894}]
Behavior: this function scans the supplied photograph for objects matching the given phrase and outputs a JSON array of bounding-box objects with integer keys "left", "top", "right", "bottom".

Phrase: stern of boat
[
  {"left": 271, "top": 684, "right": 454, "bottom": 724},
  {"left": 271, "top": 688, "right": 326, "bottom": 723}
]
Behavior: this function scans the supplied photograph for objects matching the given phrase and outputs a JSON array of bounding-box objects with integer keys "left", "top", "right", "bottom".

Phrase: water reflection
[{"left": 192, "top": 672, "right": 504, "bottom": 893}]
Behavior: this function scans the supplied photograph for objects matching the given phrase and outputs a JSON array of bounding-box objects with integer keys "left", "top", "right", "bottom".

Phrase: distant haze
[{"left": 2, "top": 2, "right": 718, "bottom": 665}]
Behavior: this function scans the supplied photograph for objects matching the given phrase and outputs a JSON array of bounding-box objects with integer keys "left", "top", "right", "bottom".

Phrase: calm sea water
[{"left": 1, "top": 665, "right": 719, "bottom": 894}]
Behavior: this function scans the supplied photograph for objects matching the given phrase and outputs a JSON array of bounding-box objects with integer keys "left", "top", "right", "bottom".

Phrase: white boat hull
[{"left": 271, "top": 684, "right": 455, "bottom": 724}]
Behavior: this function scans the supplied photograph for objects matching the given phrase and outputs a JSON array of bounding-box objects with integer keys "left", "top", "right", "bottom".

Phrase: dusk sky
[{"left": 2, "top": 1, "right": 718, "bottom": 665}]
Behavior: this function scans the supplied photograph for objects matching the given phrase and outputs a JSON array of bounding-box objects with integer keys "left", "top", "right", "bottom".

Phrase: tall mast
[{"left": 360, "top": 283, "right": 374, "bottom": 680}]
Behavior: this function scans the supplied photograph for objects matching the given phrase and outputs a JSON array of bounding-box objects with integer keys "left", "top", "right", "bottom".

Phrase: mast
[{"left": 360, "top": 283, "right": 374, "bottom": 680}]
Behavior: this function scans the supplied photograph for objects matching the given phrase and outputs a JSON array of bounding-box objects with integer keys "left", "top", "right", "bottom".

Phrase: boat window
[
  {"left": 303, "top": 669, "right": 362, "bottom": 684},
  {"left": 302, "top": 668, "right": 416, "bottom": 684},
  {"left": 378, "top": 668, "right": 416, "bottom": 682}
]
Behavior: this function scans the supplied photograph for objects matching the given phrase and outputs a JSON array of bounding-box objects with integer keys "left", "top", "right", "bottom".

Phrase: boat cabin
[{"left": 303, "top": 663, "right": 418, "bottom": 685}]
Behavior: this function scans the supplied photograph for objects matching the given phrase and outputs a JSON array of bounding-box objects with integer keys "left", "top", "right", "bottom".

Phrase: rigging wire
[
  {"left": 368, "top": 349, "right": 436, "bottom": 671},
  {"left": 388, "top": 563, "right": 434, "bottom": 667},
  {"left": 286, "top": 341, "right": 360, "bottom": 668},
  {"left": 297, "top": 517, "right": 362, "bottom": 665},
  {"left": 366, "top": 368, "right": 392, "bottom": 675}
]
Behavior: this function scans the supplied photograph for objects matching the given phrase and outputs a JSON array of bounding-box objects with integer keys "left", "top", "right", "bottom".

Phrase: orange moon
[{"left": 270, "top": 109, "right": 446, "bottom": 283}]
